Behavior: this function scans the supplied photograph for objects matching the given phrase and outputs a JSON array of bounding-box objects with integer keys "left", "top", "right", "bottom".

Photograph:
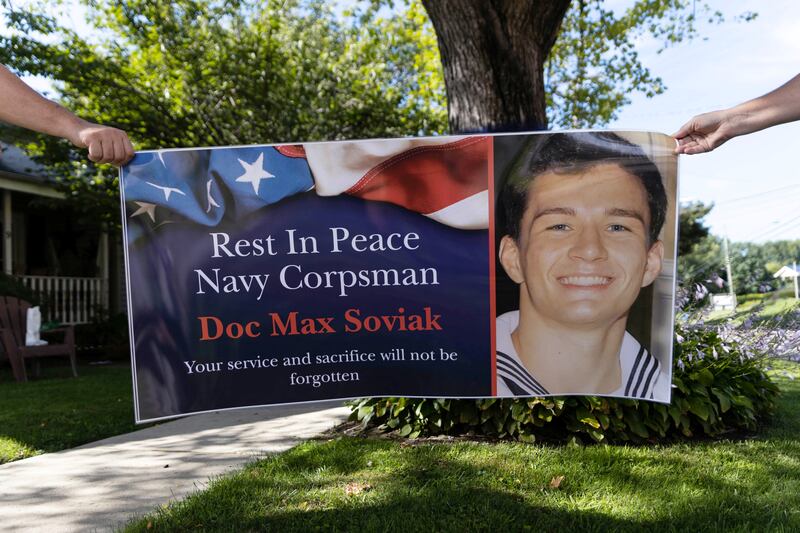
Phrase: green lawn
[
  {"left": 125, "top": 362, "right": 800, "bottom": 532},
  {"left": 707, "top": 295, "right": 800, "bottom": 326},
  {"left": 0, "top": 363, "right": 140, "bottom": 464}
]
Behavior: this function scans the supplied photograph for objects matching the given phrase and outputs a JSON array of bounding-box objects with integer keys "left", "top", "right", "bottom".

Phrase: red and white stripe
[{"left": 301, "top": 136, "right": 490, "bottom": 230}]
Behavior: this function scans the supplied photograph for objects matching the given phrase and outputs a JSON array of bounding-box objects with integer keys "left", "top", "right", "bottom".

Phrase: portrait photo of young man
[{"left": 494, "top": 132, "right": 677, "bottom": 402}]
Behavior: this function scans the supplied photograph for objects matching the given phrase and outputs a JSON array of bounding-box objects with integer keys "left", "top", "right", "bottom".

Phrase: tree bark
[{"left": 422, "top": 0, "right": 571, "bottom": 133}]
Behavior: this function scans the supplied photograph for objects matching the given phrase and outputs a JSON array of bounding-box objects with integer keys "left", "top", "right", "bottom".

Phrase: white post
[
  {"left": 100, "top": 225, "right": 110, "bottom": 312},
  {"left": 723, "top": 235, "right": 736, "bottom": 310},
  {"left": 794, "top": 260, "right": 799, "bottom": 300},
  {"left": 3, "top": 190, "right": 11, "bottom": 275}
]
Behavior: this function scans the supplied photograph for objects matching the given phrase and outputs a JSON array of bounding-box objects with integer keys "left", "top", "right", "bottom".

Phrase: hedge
[{"left": 349, "top": 325, "right": 780, "bottom": 443}]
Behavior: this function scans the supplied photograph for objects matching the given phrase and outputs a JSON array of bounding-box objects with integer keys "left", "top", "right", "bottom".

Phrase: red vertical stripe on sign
[
  {"left": 344, "top": 137, "right": 489, "bottom": 214},
  {"left": 488, "top": 138, "right": 497, "bottom": 397}
]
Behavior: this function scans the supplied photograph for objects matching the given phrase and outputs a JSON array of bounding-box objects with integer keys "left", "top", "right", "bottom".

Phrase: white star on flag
[
  {"left": 130, "top": 202, "right": 157, "bottom": 222},
  {"left": 146, "top": 181, "right": 186, "bottom": 201},
  {"left": 206, "top": 179, "right": 221, "bottom": 213},
  {"left": 235, "top": 153, "right": 274, "bottom": 194}
]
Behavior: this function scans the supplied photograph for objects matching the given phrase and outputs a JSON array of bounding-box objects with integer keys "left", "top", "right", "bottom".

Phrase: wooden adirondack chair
[{"left": 0, "top": 296, "right": 77, "bottom": 382}]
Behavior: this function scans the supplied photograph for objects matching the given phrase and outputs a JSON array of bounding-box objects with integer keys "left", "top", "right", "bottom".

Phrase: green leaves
[
  {"left": 687, "top": 396, "right": 711, "bottom": 421},
  {"left": 545, "top": 1, "right": 754, "bottom": 128},
  {"left": 350, "top": 325, "right": 779, "bottom": 443},
  {"left": 694, "top": 368, "right": 715, "bottom": 387},
  {"left": 0, "top": 0, "right": 447, "bottom": 229}
]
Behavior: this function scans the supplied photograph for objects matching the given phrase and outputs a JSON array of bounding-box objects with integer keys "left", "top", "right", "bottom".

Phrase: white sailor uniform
[{"left": 495, "top": 311, "right": 670, "bottom": 401}]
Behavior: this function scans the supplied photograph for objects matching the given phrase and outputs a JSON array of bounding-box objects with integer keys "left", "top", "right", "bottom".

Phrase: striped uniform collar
[{"left": 495, "top": 311, "right": 661, "bottom": 399}]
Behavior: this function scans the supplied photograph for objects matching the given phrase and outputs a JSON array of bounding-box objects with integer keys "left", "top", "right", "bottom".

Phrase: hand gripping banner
[{"left": 120, "top": 131, "right": 678, "bottom": 422}]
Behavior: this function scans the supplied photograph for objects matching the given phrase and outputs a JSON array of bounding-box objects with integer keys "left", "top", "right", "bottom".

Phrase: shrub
[
  {"left": 737, "top": 292, "right": 771, "bottom": 306},
  {"left": 74, "top": 312, "right": 130, "bottom": 359},
  {"left": 350, "top": 325, "right": 780, "bottom": 443},
  {"left": 0, "top": 273, "right": 41, "bottom": 307}
]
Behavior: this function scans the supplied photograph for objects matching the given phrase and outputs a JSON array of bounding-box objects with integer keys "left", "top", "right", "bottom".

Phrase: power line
[
  {"left": 755, "top": 221, "right": 800, "bottom": 243},
  {"left": 680, "top": 219, "right": 800, "bottom": 281},
  {"left": 710, "top": 183, "right": 800, "bottom": 207},
  {"left": 711, "top": 198, "right": 800, "bottom": 217},
  {"left": 743, "top": 214, "right": 800, "bottom": 243}
]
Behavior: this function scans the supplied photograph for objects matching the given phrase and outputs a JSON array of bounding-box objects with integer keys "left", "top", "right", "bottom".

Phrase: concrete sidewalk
[{"left": 0, "top": 401, "right": 350, "bottom": 532}]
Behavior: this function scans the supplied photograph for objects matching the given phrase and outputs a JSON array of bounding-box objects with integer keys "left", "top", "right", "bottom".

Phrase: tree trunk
[{"left": 422, "top": 0, "right": 570, "bottom": 133}]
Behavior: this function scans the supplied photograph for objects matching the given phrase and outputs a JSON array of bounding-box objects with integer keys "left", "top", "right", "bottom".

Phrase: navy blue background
[{"left": 127, "top": 193, "right": 491, "bottom": 421}]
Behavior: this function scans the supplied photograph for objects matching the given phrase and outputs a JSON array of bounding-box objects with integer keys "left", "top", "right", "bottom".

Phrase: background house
[
  {"left": 773, "top": 263, "right": 800, "bottom": 300},
  {"left": 0, "top": 141, "right": 124, "bottom": 324}
]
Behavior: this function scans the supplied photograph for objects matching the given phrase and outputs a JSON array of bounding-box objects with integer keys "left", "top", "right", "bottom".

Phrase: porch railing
[{"left": 17, "top": 275, "right": 107, "bottom": 325}]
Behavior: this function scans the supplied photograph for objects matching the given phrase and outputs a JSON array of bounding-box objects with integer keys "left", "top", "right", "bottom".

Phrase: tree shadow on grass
[
  {"left": 257, "top": 489, "right": 644, "bottom": 533},
  {"left": 124, "top": 368, "right": 800, "bottom": 532},
  {"left": 764, "top": 365, "right": 800, "bottom": 437},
  {"left": 128, "top": 430, "right": 800, "bottom": 532}
]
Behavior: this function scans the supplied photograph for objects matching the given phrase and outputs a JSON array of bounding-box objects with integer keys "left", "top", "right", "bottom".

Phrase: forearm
[
  {"left": 726, "top": 74, "right": 800, "bottom": 135},
  {"left": 0, "top": 64, "right": 85, "bottom": 142},
  {"left": 0, "top": 64, "right": 134, "bottom": 165}
]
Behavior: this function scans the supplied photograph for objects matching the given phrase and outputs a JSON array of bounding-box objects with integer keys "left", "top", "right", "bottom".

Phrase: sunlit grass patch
[
  {"left": 0, "top": 364, "right": 141, "bottom": 464},
  {"left": 0, "top": 436, "right": 39, "bottom": 463}
]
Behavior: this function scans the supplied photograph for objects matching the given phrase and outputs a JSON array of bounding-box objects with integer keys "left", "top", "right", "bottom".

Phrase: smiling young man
[{"left": 495, "top": 132, "right": 670, "bottom": 400}]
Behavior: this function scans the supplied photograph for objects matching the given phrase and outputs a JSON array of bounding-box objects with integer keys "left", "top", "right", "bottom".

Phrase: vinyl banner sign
[{"left": 121, "top": 131, "right": 678, "bottom": 422}]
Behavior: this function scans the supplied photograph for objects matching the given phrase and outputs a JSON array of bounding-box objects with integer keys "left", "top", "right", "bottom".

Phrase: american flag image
[{"left": 120, "top": 136, "right": 490, "bottom": 232}]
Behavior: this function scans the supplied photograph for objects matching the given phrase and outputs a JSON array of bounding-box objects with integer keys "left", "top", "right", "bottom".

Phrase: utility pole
[
  {"left": 723, "top": 235, "right": 736, "bottom": 310},
  {"left": 794, "top": 260, "right": 799, "bottom": 300}
]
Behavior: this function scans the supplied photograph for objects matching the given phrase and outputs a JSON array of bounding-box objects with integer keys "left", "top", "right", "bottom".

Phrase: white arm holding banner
[
  {"left": 674, "top": 73, "right": 800, "bottom": 155},
  {"left": 0, "top": 64, "right": 134, "bottom": 166}
]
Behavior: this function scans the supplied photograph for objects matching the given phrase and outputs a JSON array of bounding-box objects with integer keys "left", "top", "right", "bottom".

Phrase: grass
[
  {"left": 125, "top": 361, "right": 800, "bottom": 532},
  {"left": 0, "top": 362, "right": 140, "bottom": 464},
  {"left": 707, "top": 294, "right": 800, "bottom": 326}
]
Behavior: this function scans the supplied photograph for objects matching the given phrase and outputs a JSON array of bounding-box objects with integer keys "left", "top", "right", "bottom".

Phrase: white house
[
  {"left": 773, "top": 263, "right": 799, "bottom": 299},
  {"left": 773, "top": 265, "right": 799, "bottom": 279}
]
